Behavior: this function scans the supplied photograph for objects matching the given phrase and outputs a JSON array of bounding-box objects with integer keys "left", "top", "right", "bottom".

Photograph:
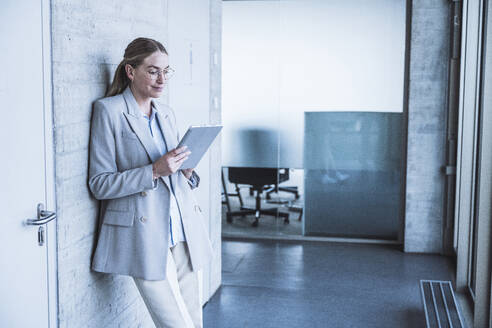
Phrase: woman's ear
[{"left": 125, "top": 64, "right": 134, "bottom": 82}]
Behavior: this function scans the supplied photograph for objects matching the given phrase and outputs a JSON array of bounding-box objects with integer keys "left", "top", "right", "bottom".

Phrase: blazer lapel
[
  {"left": 122, "top": 88, "right": 171, "bottom": 191},
  {"left": 154, "top": 103, "right": 179, "bottom": 189},
  {"left": 123, "top": 113, "right": 161, "bottom": 161},
  {"left": 156, "top": 114, "right": 177, "bottom": 151}
]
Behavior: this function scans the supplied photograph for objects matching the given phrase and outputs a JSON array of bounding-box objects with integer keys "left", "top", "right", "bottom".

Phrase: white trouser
[{"left": 133, "top": 242, "right": 203, "bottom": 328}]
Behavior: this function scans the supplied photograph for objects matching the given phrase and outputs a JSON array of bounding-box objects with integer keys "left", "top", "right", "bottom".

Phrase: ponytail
[
  {"left": 105, "top": 37, "right": 168, "bottom": 97},
  {"left": 106, "top": 61, "right": 129, "bottom": 97}
]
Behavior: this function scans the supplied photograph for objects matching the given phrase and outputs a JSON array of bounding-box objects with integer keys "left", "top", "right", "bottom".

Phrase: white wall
[
  {"left": 168, "top": 0, "right": 222, "bottom": 303},
  {"left": 222, "top": 0, "right": 406, "bottom": 168}
]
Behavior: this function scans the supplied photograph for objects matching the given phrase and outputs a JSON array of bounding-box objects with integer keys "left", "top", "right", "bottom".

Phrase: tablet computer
[{"left": 177, "top": 125, "right": 223, "bottom": 169}]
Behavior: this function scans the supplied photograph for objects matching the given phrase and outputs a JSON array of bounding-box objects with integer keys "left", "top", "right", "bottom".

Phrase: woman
[{"left": 89, "top": 37, "right": 213, "bottom": 328}]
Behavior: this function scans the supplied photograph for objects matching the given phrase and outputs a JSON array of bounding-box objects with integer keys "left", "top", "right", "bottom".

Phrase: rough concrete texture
[
  {"left": 52, "top": 1, "right": 167, "bottom": 327},
  {"left": 405, "top": 0, "right": 450, "bottom": 253}
]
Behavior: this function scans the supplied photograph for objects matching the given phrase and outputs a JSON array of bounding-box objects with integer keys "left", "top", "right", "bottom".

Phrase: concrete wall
[
  {"left": 52, "top": 0, "right": 220, "bottom": 326},
  {"left": 404, "top": 0, "right": 450, "bottom": 253}
]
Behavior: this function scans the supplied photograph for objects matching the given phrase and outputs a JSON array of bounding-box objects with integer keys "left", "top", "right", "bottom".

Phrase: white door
[{"left": 0, "top": 0, "right": 56, "bottom": 327}]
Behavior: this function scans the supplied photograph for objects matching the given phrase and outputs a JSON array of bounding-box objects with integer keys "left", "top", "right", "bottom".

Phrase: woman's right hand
[{"left": 152, "top": 146, "right": 191, "bottom": 179}]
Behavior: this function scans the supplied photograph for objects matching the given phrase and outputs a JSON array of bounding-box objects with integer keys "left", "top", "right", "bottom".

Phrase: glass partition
[
  {"left": 222, "top": 0, "right": 406, "bottom": 240},
  {"left": 303, "top": 112, "right": 403, "bottom": 239}
]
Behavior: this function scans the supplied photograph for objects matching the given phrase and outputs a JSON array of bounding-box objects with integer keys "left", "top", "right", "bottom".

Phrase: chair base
[
  {"left": 266, "top": 186, "right": 300, "bottom": 200},
  {"left": 226, "top": 207, "right": 290, "bottom": 227},
  {"left": 226, "top": 176, "right": 290, "bottom": 227}
]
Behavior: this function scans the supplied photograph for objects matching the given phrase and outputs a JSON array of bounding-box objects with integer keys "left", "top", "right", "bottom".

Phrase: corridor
[{"left": 204, "top": 239, "right": 454, "bottom": 328}]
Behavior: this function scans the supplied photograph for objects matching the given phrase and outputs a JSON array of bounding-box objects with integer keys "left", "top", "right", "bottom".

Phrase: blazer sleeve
[{"left": 88, "top": 100, "right": 154, "bottom": 200}]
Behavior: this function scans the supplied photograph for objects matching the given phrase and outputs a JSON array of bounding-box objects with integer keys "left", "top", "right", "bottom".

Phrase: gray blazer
[{"left": 89, "top": 87, "right": 213, "bottom": 280}]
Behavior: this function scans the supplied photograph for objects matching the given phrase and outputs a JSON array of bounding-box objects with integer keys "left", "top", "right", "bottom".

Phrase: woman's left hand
[{"left": 182, "top": 168, "right": 194, "bottom": 179}]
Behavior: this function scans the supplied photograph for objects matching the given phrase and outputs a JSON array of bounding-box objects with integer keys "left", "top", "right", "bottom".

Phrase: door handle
[
  {"left": 25, "top": 203, "right": 57, "bottom": 246},
  {"left": 25, "top": 203, "right": 57, "bottom": 226}
]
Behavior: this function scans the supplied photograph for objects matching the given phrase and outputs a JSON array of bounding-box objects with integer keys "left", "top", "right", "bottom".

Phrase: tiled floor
[{"left": 203, "top": 239, "right": 455, "bottom": 328}]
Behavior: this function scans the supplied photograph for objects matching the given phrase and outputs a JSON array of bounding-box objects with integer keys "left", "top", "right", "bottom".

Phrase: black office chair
[
  {"left": 225, "top": 167, "right": 290, "bottom": 227},
  {"left": 221, "top": 168, "right": 244, "bottom": 212},
  {"left": 265, "top": 169, "right": 300, "bottom": 200}
]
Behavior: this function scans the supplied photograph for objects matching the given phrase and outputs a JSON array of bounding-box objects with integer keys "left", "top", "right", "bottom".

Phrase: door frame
[
  {"left": 455, "top": 0, "right": 484, "bottom": 292},
  {"left": 454, "top": 0, "right": 492, "bottom": 326},
  {"left": 41, "top": 0, "right": 58, "bottom": 326},
  {"left": 469, "top": 0, "right": 492, "bottom": 325}
]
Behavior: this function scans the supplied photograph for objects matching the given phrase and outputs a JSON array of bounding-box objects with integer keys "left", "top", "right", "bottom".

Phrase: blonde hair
[{"left": 106, "top": 37, "right": 168, "bottom": 97}]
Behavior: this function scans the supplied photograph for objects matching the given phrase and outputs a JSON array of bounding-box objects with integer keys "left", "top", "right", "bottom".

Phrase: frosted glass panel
[
  {"left": 222, "top": 0, "right": 406, "bottom": 168},
  {"left": 303, "top": 112, "right": 403, "bottom": 239}
]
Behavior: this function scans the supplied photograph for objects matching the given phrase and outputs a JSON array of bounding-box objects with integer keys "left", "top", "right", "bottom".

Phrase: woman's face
[{"left": 127, "top": 51, "right": 169, "bottom": 100}]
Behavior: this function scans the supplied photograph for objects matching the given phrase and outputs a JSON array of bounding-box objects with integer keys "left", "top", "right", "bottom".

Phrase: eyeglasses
[{"left": 147, "top": 67, "right": 175, "bottom": 81}]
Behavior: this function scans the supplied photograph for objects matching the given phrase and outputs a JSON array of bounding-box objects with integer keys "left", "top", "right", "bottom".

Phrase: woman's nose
[{"left": 156, "top": 73, "right": 165, "bottom": 83}]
